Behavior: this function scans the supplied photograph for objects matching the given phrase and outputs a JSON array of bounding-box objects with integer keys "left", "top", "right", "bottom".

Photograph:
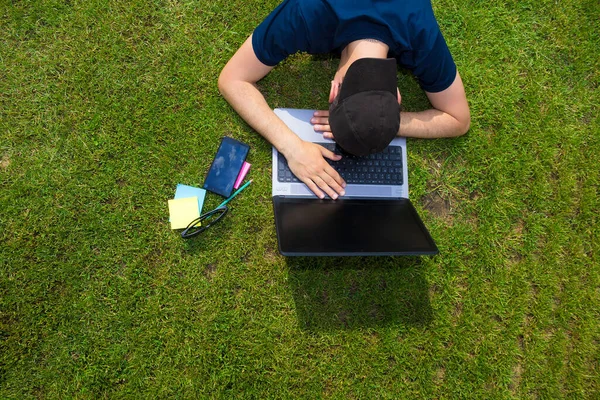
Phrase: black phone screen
[{"left": 203, "top": 137, "right": 249, "bottom": 197}]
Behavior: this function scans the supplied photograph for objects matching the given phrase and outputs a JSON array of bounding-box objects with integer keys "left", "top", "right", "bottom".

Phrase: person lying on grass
[{"left": 218, "top": 0, "right": 471, "bottom": 199}]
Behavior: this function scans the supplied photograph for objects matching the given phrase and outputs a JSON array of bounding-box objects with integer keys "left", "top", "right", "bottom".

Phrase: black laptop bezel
[{"left": 272, "top": 196, "right": 439, "bottom": 257}]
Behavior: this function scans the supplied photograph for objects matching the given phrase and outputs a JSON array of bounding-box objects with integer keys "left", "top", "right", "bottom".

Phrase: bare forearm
[
  {"left": 399, "top": 109, "right": 470, "bottom": 138},
  {"left": 219, "top": 79, "right": 302, "bottom": 156},
  {"left": 219, "top": 78, "right": 346, "bottom": 199}
]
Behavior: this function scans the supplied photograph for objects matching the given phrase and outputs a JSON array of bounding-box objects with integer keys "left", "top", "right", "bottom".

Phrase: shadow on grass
[{"left": 286, "top": 257, "right": 432, "bottom": 332}]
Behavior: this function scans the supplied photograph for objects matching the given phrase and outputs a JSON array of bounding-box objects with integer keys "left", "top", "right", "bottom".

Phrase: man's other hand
[
  {"left": 286, "top": 140, "right": 346, "bottom": 199},
  {"left": 310, "top": 110, "right": 335, "bottom": 140}
]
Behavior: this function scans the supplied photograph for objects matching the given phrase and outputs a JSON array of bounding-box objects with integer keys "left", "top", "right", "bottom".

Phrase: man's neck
[{"left": 335, "top": 39, "right": 390, "bottom": 83}]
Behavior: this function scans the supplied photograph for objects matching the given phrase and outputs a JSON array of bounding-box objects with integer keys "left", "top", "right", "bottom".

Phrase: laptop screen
[{"left": 273, "top": 197, "right": 438, "bottom": 256}]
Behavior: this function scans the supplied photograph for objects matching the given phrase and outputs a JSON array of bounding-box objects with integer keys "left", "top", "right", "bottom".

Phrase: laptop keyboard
[{"left": 277, "top": 143, "right": 403, "bottom": 185}]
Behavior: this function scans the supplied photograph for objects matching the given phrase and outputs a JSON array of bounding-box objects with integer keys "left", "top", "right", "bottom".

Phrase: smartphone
[{"left": 203, "top": 137, "right": 250, "bottom": 197}]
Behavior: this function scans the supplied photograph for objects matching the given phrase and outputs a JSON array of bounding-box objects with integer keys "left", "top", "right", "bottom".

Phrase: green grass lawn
[{"left": 1, "top": 0, "right": 599, "bottom": 398}]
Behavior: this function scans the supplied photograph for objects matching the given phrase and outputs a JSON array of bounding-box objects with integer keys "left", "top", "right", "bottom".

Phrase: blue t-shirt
[{"left": 252, "top": 0, "right": 456, "bottom": 92}]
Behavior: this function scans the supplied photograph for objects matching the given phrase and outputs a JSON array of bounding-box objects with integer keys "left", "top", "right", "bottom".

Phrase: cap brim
[{"left": 338, "top": 58, "right": 397, "bottom": 102}]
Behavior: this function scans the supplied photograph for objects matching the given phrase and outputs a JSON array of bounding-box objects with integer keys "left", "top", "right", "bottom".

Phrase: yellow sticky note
[{"left": 168, "top": 197, "right": 200, "bottom": 230}]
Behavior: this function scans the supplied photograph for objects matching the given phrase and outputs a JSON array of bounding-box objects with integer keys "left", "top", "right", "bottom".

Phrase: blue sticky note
[{"left": 175, "top": 184, "right": 206, "bottom": 213}]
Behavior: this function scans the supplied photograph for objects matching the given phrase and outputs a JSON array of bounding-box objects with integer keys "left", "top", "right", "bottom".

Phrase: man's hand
[
  {"left": 285, "top": 140, "right": 346, "bottom": 199},
  {"left": 310, "top": 111, "right": 335, "bottom": 140}
]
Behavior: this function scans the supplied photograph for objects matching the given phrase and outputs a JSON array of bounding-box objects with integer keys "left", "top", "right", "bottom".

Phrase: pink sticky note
[{"left": 233, "top": 162, "right": 251, "bottom": 189}]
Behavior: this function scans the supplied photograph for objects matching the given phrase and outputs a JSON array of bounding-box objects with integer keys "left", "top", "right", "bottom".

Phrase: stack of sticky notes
[{"left": 167, "top": 184, "right": 207, "bottom": 230}]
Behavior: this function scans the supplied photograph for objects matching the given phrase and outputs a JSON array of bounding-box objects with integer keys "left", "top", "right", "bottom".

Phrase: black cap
[{"left": 329, "top": 58, "right": 400, "bottom": 156}]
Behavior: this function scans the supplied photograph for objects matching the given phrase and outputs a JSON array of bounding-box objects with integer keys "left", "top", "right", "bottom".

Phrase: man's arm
[
  {"left": 311, "top": 71, "right": 470, "bottom": 139},
  {"left": 218, "top": 36, "right": 346, "bottom": 199},
  {"left": 399, "top": 71, "right": 470, "bottom": 138}
]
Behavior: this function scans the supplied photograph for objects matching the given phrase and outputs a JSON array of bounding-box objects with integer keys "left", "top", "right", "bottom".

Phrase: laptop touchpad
[{"left": 290, "top": 185, "right": 392, "bottom": 197}]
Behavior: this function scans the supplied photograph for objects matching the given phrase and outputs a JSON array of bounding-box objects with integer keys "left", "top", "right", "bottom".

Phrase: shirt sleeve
[
  {"left": 411, "top": 30, "right": 457, "bottom": 93},
  {"left": 252, "top": 0, "right": 309, "bottom": 66}
]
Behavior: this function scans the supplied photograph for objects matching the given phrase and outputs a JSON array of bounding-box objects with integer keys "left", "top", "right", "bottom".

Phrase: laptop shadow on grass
[{"left": 285, "top": 256, "right": 433, "bottom": 332}]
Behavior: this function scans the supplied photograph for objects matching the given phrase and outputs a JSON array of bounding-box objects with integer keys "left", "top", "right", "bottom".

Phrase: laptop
[{"left": 272, "top": 108, "right": 438, "bottom": 256}]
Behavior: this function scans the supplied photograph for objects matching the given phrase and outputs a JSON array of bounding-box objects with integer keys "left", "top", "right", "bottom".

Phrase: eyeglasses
[
  {"left": 180, "top": 180, "right": 253, "bottom": 239},
  {"left": 181, "top": 206, "right": 229, "bottom": 238}
]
